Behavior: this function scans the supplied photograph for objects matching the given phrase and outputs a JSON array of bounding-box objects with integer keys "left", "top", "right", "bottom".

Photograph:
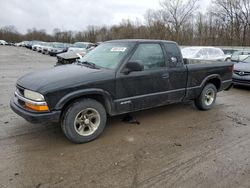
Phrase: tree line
[{"left": 1, "top": 0, "right": 250, "bottom": 46}]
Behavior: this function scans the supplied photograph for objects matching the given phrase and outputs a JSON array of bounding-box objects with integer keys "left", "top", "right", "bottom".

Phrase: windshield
[
  {"left": 223, "top": 49, "right": 237, "bottom": 55},
  {"left": 181, "top": 48, "right": 201, "bottom": 58},
  {"left": 73, "top": 42, "right": 87, "bottom": 48},
  {"left": 243, "top": 56, "right": 250, "bottom": 63},
  {"left": 232, "top": 51, "right": 242, "bottom": 56},
  {"left": 79, "top": 42, "right": 134, "bottom": 69}
]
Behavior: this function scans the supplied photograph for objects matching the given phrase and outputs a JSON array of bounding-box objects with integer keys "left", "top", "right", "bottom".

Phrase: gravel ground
[{"left": 0, "top": 46, "right": 250, "bottom": 188}]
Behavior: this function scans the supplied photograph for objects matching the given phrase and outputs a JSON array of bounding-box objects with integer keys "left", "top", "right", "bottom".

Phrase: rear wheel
[
  {"left": 194, "top": 83, "right": 217, "bottom": 110},
  {"left": 61, "top": 99, "right": 107, "bottom": 143}
]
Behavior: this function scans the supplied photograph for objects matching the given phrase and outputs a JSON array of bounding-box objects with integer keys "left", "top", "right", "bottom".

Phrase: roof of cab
[{"left": 105, "top": 39, "right": 177, "bottom": 44}]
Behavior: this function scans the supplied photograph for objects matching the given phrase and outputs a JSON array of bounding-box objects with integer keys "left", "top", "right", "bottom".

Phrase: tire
[
  {"left": 194, "top": 83, "right": 217, "bottom": 111},
  {"left": 61, "top": 98, "right": 107, "bottom": 144}
]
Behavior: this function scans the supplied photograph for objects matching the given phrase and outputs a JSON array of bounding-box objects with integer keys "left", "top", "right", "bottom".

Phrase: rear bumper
[{"left": 10, "top": 98, "right": 61, "bottom": 124}]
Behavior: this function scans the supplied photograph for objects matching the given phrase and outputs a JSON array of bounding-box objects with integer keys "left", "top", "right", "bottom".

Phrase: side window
[
  {"left": 202, "top": 49, "right": 209, "bottom": 57},
  {"left": 164, "top": 43, "right": 182, "bottom": 67},
  {"left": 197, "top": 49, "right": 203, "bottom": 57},
  {"left": 208, "top": 48, "right": 216, "bottom": 57},
  {"left": 129, "top": 43, "right": 165, "bottom": 70}
]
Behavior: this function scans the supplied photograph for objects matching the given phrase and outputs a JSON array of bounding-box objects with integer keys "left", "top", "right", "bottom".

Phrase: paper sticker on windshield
[{"left": 111, "top": 47, "right": 127, "bottom": 52}]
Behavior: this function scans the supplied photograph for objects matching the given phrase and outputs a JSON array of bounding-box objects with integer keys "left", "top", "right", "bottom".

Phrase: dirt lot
[{"left": 0, "top": 46, "right": 250, "bottom": 188}]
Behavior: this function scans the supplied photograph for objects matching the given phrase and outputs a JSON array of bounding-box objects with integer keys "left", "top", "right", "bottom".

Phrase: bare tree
[
  {"left": 2, "top": 0, "right": 250, "bottom": 46},
  {"left": 159, "top": 0, "right": 200, "bottom": 41},
  {"left": 211, "top": 0, "right": 250, "bottom": 45}
]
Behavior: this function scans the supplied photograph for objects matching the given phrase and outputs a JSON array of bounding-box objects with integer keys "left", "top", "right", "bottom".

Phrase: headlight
[{"left": 24, "top": 89, "right": 45, "bottom": 101}]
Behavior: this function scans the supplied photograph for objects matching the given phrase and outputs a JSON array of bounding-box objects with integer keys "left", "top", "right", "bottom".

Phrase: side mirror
[{"left": 123, "top": 61, "right": 144, "bottom": 74}]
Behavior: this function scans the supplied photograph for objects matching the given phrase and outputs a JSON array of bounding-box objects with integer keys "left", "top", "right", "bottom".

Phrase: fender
[
  {"left": 200, "top": 74, "right": 222, "bottom": 90},
  {"left": 54, "top": 88, "right": 115, "bottom": 115},
  {"left": 185, "top": 74, "right": 222, "bottom": 100}
]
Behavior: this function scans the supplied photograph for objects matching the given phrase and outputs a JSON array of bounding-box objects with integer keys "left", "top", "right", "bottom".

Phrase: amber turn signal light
[{"left": 25, "top": 102, "right": 49, "bottom": 111}]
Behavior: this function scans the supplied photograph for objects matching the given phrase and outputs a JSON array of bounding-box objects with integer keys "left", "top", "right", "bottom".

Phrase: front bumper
[
  {"left": 233, "top": 78, "right": 250, "bottom": 86},
  {"left": 10, "top": 98, "right": 61, "bottom": 124},
  {"left": 233, "top": 74, "right": 250, "bottom": 86}
]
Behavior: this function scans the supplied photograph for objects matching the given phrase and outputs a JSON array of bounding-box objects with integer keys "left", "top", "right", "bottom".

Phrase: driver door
[{"left": 115, "top": 43, "right": 170, "bottom": 113}]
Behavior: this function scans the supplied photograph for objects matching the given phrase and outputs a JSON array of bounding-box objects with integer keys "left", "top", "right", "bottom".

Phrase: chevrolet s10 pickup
[{"left": 10, "top": 40, "right": 233, "bottom": 143}]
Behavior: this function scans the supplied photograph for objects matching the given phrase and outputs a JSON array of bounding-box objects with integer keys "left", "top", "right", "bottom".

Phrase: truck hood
[
  {"left": 234, "top": 62, "right": 250, "bottom": 72},
  {"left": 17, "top": 64, "right": 112, "bottom": 93}
]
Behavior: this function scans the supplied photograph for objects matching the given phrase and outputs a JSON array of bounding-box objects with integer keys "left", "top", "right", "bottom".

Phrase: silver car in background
[
  {"left": 41, "top": 42, "right": 53, "bottom": 55},
  {"left": 182, "top": 47, "right": 225, "bottom": 61},
  {"left": 48, "top": 43, "right": 69, "bottom": 56},
  {"left": 0, "top": 40, "right": 8, "bottom": 45},
  {"left": 231, "top": 51, "right": 250, "bottom": 62},
  {"left": 68, "top": 42, "right": 95, "bottom": 51},
  {"left": 233, "top": 56, "right": 250, "bottom": 86}
]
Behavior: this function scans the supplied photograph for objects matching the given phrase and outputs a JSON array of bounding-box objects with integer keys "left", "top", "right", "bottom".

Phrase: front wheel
[
  {"left": 61, "top": 99, "right": 107, "bottom": 144},
  {"left": 194, "top": 84, "right": 217, "bottom": 111}
]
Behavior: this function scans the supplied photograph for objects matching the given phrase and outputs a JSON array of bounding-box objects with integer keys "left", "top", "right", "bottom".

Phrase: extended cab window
[
  {"left": 164, "top": 43, "right": 182, "bottom": 67},
  {"left": 129, "top": 43, "right": 165, "bottom": 70}
]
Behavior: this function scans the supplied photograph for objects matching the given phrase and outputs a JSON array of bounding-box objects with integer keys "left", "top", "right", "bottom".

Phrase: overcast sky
[{"left": 0, "top": 0, "right": 211, "bottom": 34}]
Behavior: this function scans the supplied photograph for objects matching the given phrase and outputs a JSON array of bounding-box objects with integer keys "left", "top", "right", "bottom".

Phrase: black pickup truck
[{"left": 10, "top": 39, "right": 233, "bottom": 143}]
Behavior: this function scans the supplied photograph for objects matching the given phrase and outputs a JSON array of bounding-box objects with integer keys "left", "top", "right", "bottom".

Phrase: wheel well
[
  {"left": 61, "top": 94, "right": 109, "bottom": 116},
  {"left": 206, "top": 78, "right": 221, "bottom": 90}
]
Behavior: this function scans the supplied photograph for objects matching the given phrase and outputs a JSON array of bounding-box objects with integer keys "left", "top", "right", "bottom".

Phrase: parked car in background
[
  {"left": 48, "top": 43, "right": 68, "bottom": 56},
  {"left": 182, "top": 47, "right": 225, "bottom": 61},
  {"left": 22, "top": 41, "right": 30, "bottom": 47},
  {"left": 42, "top": 43, "right": 53, "bottom": 55},
  {"left": 32, "top": 41, "right": 43, "bottom": 51},
  {"left": 231, "top": 50, "right": 250, "bottom": 62},
  {"left": 56, "top": 49, "right": 87, "bottom": 65},
  {"left": 25, "top": 40, "right": 41, "bottom": 50},
  {"left": 0, "top": 40, "right": 8, "bottom": 45},
  {"left": 7, "top": 42, "right": 15, "bottom": 46},
  {"left": 222, "top": 49, "right": 238, "bottom": 62},
  {"left": 25, "top": 41, "right": 37, "bottom": 49},
  {"left": 233, "top": 56, "right": 250, "bottom": 86},
  {"left": 68, "top": 42, "right": 95, "bottom": 51},
  {"left": 56, "top": 43, "right": 99, "bottom": 65},
  {"left": 15, "top": 42, "right": 23, "bottom": 47},
  {"left": 36, "top": 42, "right": 47, "bottom": 52}
]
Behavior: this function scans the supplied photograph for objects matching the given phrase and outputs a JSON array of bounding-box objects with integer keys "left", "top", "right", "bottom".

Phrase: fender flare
[
  {"left": 200, "top": 74, "right": 222, "bottom": 90},
  {"left": 54, "top": 88, "right": 114, "bottom": 114}
]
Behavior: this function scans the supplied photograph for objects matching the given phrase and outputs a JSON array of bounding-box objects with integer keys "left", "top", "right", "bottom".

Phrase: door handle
[{"left": 162, "top": 73, "right": 169, "bottom": 79}]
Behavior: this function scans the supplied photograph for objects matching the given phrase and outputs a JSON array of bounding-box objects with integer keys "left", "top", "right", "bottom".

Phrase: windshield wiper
[{"left": 77, "top": 60, "right": 99, "bottom": 69}]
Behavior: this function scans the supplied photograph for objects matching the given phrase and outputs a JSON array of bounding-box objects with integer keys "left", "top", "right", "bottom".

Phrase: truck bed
[{"left": 184, "top": 61, "right": 233, "bottom": 100}]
